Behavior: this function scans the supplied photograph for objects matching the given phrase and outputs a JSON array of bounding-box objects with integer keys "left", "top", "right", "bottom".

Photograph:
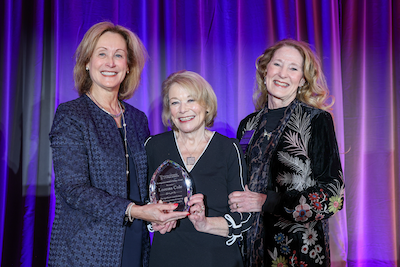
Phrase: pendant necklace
[{"left": 181, "top": 136, "right": 204, "bottom": 166}]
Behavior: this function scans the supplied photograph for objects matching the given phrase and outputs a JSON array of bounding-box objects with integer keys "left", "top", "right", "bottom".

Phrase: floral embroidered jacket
[{"left": 238, "top": 100, "right": 344, "bottom": 267}]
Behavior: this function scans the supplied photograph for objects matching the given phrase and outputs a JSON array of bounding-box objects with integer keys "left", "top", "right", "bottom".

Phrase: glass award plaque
[{"left": 149, "top": 160, "right": 193, "bottom": 211}]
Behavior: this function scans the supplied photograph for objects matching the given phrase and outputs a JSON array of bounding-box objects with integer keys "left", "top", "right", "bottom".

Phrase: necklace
[
  {"left": 263, "top": 131, "right": 272, "bottom": 140},
  {"left": 180, "top": 135, "right": 205, "bottom": 165},
  {"left": 120, "top": 107, "right": 129, "bottom": 181},
  {"left": 87, "top": 92, "right": 129, "bottom": 180},
  {"left": 87, "top": 91, "right": 123, "bottom": 118}
]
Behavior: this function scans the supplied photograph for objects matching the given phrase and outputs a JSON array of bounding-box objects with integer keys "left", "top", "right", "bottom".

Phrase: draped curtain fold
[{"left": 0, "top": 0, "right": 398, "bottom": 266}]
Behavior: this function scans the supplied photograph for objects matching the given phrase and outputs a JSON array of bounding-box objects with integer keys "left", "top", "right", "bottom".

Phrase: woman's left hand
[
  {"left": 228, "top": 185, "right": 267, "bottom": 213},
  {"left": 152, "top": 221, "right": 177, "bottom": 234},
  {"left": 187, "top": 193, "right": 207, "bottom": 232}
]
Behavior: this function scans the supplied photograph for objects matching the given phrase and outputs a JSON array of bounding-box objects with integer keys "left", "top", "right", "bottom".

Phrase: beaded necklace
[
  {"left": 120, "top": 106, "right": 129, "bottom": 181},
  {"left": 87, "top": 92, "right": 129, "bottom": 181}
]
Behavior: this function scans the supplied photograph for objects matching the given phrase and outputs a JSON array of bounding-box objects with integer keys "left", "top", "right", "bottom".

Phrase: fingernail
[{"left": 174, "top": 203, "right": 179, "bottom": 207}]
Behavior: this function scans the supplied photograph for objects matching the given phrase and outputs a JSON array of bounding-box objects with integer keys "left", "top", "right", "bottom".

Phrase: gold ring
[
  {"left": 236, "top": 203, "right": 239, "bottom": 209},
  {"left": 201, "top": 205, "right": 205, "bottom": 211}
]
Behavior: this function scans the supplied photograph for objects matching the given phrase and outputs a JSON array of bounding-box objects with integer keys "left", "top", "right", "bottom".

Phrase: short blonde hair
[
  {"left": 254, "top": 39, "right": 333, "bottom": 111},
  {"left": 161, "top": 70, "right": 217, "bottom": 131},
  {"left": 74, "top": 21, "right": 147, "bottom": 100}
]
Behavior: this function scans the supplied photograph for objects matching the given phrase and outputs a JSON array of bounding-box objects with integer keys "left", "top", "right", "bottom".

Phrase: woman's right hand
[{"left": 131, "top": 203, "right": 189, "bottom": 225}]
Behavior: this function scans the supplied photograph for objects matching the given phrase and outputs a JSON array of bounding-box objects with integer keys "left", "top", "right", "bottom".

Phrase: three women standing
[{"left": 49, "top": 21, "right": 343, "bottom": 267}]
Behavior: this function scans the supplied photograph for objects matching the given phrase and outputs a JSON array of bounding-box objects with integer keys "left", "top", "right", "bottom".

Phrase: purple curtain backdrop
[{"left": 0, "top": 0, "right": 399, "bottom": 266}]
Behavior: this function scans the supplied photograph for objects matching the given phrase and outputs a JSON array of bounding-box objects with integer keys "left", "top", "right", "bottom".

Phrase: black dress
[{"left": 145, "top": 131, "right": 253, "bottom": 267}]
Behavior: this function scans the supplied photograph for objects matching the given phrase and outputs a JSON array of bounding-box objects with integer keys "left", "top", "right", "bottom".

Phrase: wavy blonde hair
[
  {"left": 254, "top": 39, "right": 333, "bottom": 111},
  {"left": 161, "top": 70, "right": 217, "bottom": 131},
  {"left": 74, "top": 21, "right": 147, "bottom": 100}
]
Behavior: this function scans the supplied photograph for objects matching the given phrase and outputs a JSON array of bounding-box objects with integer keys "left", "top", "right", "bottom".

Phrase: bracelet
[{"left": 125, "top": 202, "right": 135, "bottom": 223}]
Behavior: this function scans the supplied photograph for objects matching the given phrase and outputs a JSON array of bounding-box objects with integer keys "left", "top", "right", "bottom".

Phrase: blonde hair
[
  {"left": 254, "top": 39, "right": 333, "bottom": 111},
  {"left": 74, "top": 21, "right": 147, "bottom": 100},
  {"left": 161, "top": 70, "right": 217, "bottom": 131}
]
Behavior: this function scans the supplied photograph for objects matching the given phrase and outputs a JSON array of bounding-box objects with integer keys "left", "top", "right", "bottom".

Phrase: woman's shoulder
[
  {"left": 237, "top": 110, "right": 262, "bottom": 139},
  {"left": 145, "top": 131, "right": 173, "bottom": 147},
  {"left": 50, "top": 96, "right": 91, "bottom": 142},
  {"left": 56, "top": 95, "right": 88, "bottom": 114},
  {"left": 211, "top": 132, "right": 241, "bottom": 149},
  {"left": 122, "top": 101, "right": 149, "bottom": 131},
  {"left": 239, "top": 110, "right": 260, "bottom": 125},
  {"left": 122, "top": 101, "right": 147, "bottom": 119},
  {"left": 52, "top": 95, "right": 92, "bottom": 127},
  {"left": 213, "top": 131, "right": 234, "bottom": 141},
  {"left": 297, "top": 102, "right": 333, "bottom": 121}
]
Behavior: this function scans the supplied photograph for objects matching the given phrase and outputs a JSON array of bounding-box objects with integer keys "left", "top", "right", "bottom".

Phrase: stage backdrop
[{"left": 1, "top": 0, "right": 399, "bottom": 266}]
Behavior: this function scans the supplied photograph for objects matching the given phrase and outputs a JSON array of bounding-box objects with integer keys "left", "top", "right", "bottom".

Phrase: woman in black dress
[{"left": 145, "top": 70, "right": 253, "bottom": 267}]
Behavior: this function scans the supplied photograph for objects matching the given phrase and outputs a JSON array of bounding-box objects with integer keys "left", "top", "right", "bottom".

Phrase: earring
[
  {"left": 263, "top": 77, "right": 267, "bottom": 85},
  {"left": 86, "top": 67, "right": 89, "bottom": 71},
  {"left": 298, "top": 83, "right": 303, "bottom": 94},
  {"left": 300, "top": 78, "right": 305, "bottom": 87},
  {"left": 127, "top": 70, "right": 130, "bottom": 74}
]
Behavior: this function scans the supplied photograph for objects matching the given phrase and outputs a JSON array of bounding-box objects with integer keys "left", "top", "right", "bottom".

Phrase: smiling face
[
  {"left": 86, "top": 31, "right": 129, "bottom": 93},
  {"left": 168, "top": 83, "right": 207, "bottom": 135},
  {"left": 265, "top": 46, "right": 305, "bottom": 108}
]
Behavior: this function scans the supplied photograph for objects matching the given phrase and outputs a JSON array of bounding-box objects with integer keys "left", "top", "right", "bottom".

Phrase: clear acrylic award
[{"left": 149, "top": 160, "right": 193, "bottom": 211}]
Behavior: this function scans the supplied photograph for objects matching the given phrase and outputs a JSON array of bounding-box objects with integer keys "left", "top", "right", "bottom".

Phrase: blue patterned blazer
[{"left": 48, "top": 94, "right": 150, "bottom": 266}]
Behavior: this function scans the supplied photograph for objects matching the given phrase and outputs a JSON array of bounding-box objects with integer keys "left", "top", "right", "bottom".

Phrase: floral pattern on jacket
[{"left": 238, "top": 100, "right": 344, "bottom": 267}]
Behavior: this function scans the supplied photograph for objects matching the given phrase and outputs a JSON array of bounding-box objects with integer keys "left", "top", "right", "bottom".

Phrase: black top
[
  {"left": 265, "top": 106, "right": 286, "bottom": 132},
  {"left": 145, "top": 131, "right": 253, "bottom": 267}
]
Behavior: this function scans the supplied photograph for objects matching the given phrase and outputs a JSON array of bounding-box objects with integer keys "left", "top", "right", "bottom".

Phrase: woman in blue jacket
[{"left": 48, "top": 22, "right": 187, "bottom": 267}]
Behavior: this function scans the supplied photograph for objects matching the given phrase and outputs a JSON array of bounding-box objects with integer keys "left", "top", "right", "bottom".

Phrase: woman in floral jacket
[{"left": 228, "top": 39, "right": 344, "bottom": 267}]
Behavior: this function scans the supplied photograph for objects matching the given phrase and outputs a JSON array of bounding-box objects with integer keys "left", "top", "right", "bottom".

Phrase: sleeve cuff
[
  {"left": 224, "top": 213, "right": 243, "bottom": 246},
  {"left": 147, "top": 223, "right": 154, "bottom": 233}
]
